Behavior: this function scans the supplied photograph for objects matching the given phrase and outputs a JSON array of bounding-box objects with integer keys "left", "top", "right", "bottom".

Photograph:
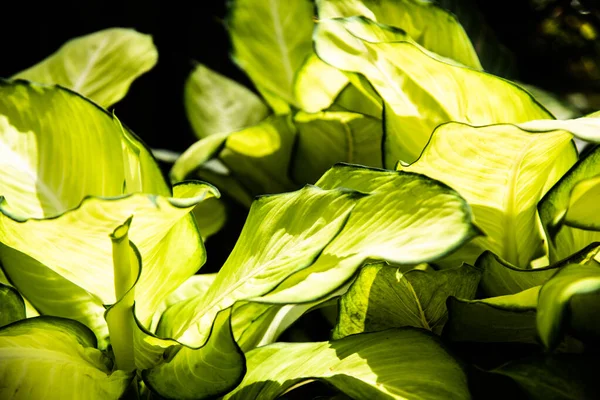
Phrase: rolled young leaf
[
  {"left": 184, "top": 63, "right": 270, "bottom": 139},
  {"left": 227, "top": 0, "right": 314, "bottom": 109},
  {"left": 397, "top": 122, "right": 577, "bottom": 268},
  {"left": 223, "top": 328, "right": 470, "bottom": 400},
  {"left": 257, "top": 164, "right": 480, "bottom": 304},
  {"left": 314, "top": 17, "right": 552, "bottom": 166},
  {"left": 333, "top": 262, "right": 481, "bottom": 338},
  {"left": 12, "top": 28, "right": 157, "bottom": 107},
  {"left": 0, "top": 316, "right": 132, "bottom": 399}
]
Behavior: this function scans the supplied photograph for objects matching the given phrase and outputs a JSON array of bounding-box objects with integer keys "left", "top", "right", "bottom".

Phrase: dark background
[{"left": 1, "top": 0, "right": 599, "bottom": 155}]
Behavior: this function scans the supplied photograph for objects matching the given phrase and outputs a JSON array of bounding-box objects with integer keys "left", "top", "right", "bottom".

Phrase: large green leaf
[
  {"left": 314, "top": 17, "right": 552, "bottom": 166},
  {"left": 294, "top": 54, "right": 349, "bottom": 113},
  {"left": 490, "top": 355, "right": 599, "bottom": 400},
  {"left": 143, "top": 308, "right": 245, "bottom": 400},
  {"left": 12, "top": 29, "right": 157, "bottom": 108},
  {"left": 156, "top": 185, "right": 360, "bottom": 346},
  {"left": 334, "top": 262, "right": 481, "bottom": 338},
  {"left": 445, "top": 286, "right": 540, "bottom": 343},
  {"left": 0, "top": 81, "right": 210, "bottom": 334},
  {"left": 258, "top": 164, "right": 479, "bottom": 303},
  {"left": 537, "top": 260, "right": 600, "bottom": 350},
  {"left": 184, "top": 63, "right": 270, "bottom": 139},
  {"left": 0, "top": 316, "right": 132, "bottom": 399},
  {"left": 227, "top": 0, "right": 314, "bottom": 108},
  {"left": 397, "top": 122, "right": 576, "bottom": 268},
  {"left": 539, "top": 145, "right": 600, "bottom": 263},
  {"left": 291, "top": 111, "right": 382, "bottom": 184},
  {"left": 223, "top": 328, "right": 470, "bottom": 400},
  {"left": 317, "top": 0, "right": 481, "bottom": 69},
  {"left": 0, "top": 282, "right": 25, "bottom": 328}
]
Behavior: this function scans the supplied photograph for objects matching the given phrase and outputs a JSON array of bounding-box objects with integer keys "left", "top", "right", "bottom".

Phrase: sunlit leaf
[
  {"left": 294, "top": 54, "right": 349, "bottom": 113},
  {"left": 12, "top": 29, "right": 157, "bottom": 107},
  {"left": 258, "top": 164, "right": 479, "bottom": 304},
  {"left": 314, "top": 17, "right": 551, "bottom": 165},
  {"left": 228, "top": 0, "right": 314, "bottom": 108},
  {"left": 0, "top": 317, "right": 132, "bottom": 399},
  {"left": 184, "top": 63, "right": 270, "bottom": 139},
  {"left": 334, "top": 262, "right": 481, "bottom": 338},
  {"left": 539, "top": 145, "right": 600, "bottom": 263},
  {"left": 397, "top": 122, "right": 576, "bottom": 268},
  {"left": 157, "top": 185, "right": 360, "bottom": 346},
  {"left": 223, "top": 328, "right": 470, "bottom": 400}
]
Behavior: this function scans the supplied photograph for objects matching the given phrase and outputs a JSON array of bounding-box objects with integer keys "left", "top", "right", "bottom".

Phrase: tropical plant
[{"left": 1, "top": 0, "right": 600, "bottom": 399}]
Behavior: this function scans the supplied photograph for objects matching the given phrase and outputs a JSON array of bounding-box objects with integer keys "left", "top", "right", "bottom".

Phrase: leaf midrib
[{"left": 269, "top": 0, "right": 294, "bottom": 92}]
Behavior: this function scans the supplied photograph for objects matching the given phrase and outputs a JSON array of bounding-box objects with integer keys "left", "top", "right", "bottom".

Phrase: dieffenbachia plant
[{"left": 3, "top": 0, "right": 600, "bottom": 398}]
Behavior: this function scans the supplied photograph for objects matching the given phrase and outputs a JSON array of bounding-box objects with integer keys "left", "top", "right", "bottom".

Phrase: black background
[{"left": 1, "top": 0, "right": 599, "bottom": 154}]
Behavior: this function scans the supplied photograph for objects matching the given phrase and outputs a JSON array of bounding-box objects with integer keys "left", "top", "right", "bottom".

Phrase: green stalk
[{"left": 106, "top": 216, "right": 138, "bottom": 371}]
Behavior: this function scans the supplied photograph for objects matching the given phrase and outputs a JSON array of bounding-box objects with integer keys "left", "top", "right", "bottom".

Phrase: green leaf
[
  {"left": 397, "top": 122, "right": 576, "bottom": 268},
  {"left": 539, "top": 145, "right": 600, "bottom": 263},
  {"left": 219, "top": 115, "right": 298, "bottom": 196},
  {"left": 0, "top": 81, "right": 210, "bottom": 335},
  {"left": 563, "top": 176, "right": 600, "bottom": 230},
  {"left": 157, "top": 185, "right": 360, "bottom": 346},
  {"left": 192, "top": 197, "right": 227, "bottom": 240},
  {"left": 143, "top": 308, "right": 245, "bottom": 400},
  {"left": 0, "top": 282, "right": 25, "bottom": 327},
  {"left": 537, "top": 260, "right": 600, "bottom": 350},
  {"left": 445, "top": 286, "right": 540, "bottom": 343},
  {"left": 184, "top": 63, "right": 270, "bottom": 139},
  {"left": 227, "top": 0, "right": 314, "bottom": 108},
  {"left": 223, "top": 328, "right": 470, "bottom": 400},
  {"left": 12, "top": 28, "right": 157, "bottom": 107},
  {"left": 258, "top": 164, "right": 479, "bottom": 304},
  {"left": 193, "top": 165, "right": 254, "bottom": 208},
  {"left": 294, "top": 54, "right": 349, "bottom": 113},
  {"left": 170, "top": 131, "right": 231, "bottom": 183},
  {"left": 490, "top": 355, "right": 599, "bottom": 400},
  {"left": 314, "top": 17, "right": 552, "bottom": 166},
  {"left": 0, "top": 316, "right": 132, "bottom": 399},
  {"left": 291, "top": 111, "right": 382, "bottom": 184},
  {"left": 334, "top": 262, "right": 481, "bottom": 338},
  {"left": 479, "top": 243, "right": 600, "bottom": 297},
  {"left": 519, "top": 115, "right": 600, "bottom": 143},
  {"left": 516, "top": 83, "right": 581, "bottom": 120},
  {"left": 317, "top": 0, "right": 482, "bottom": 69},
  {"left": 333, "top": 79, "right": 382, "bottom": 118}
]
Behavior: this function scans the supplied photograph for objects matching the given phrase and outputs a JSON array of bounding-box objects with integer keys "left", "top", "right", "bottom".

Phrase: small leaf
[
  {"left": 334, "top": 262, "right": 481, "bottom": 338},
  {"left": 223, "top": 328, "right": 470, "bottom": 400},
  {"left": 184, "top": 63, "right": 270, "bottom": 139},
  {"left": 143, "top": 308, "right": 245, "bottom": 400},
  {"left": 537, "top": 260, "right": 600, "bottom": 350},
  {"left": 539, "top": 145, "right": 600, "bottom": 263},
  {"left": 0, "top": 282, "right": 25, "bottom": 327},
  {"left": 12, "top": 28, "right": 157, "bottom": 107},
  {"left": 0, "top": 316, "right": 132, "bottom": 399}
]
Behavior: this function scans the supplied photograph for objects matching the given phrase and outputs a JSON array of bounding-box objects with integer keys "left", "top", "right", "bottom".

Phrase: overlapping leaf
[
  {"left": 223, "top": 328, "right": 470, "bottom": 400},
  {"left": 333, "top": 262, "right": 481, "bottom": 338},
  {"left": 314, "top": 17, "right": 552, "bottom": 166},
  {"left": 397, "top": 122, "right": 576, "bottom": 268}
]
